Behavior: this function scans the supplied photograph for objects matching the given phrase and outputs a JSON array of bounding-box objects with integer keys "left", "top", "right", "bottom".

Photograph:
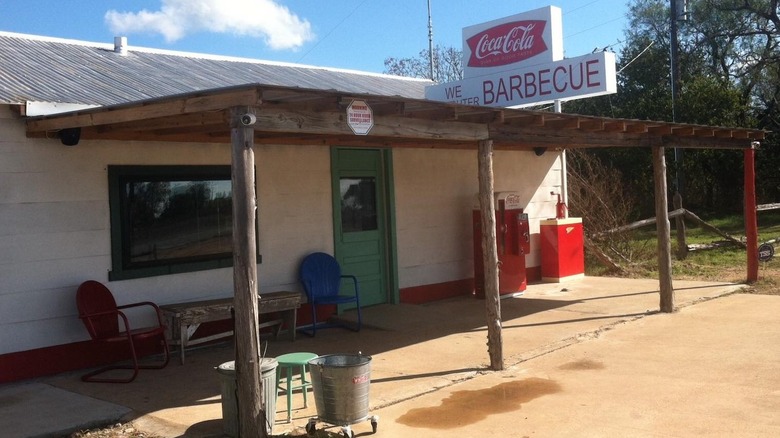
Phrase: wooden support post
[
  {"left": 653, "top": 147, "right": 675, "bottom": 313},
  {"left": 478, "top": 139, "right": 503, "bottom": 371},
  {"left": 745, "top": 146, "right": 759, "bottom": 283},
  {"left": 673, "top": 192, "right": 688, "bottom": 260},
  {"left": 230, "top": 106, "right": 267, "bottom": 438}
]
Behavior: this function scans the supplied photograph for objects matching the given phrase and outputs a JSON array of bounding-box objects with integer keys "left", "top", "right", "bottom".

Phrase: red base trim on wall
[
  {"left": 0, "top": 337, "right": 160, "bottom": 384},
  {"left": 295, "top": 303, "right": 336, "bottom": 327},
  {"left": 400, "top": 278, "right": 474, "bottom": 304},
  {"left": 399, "top": 266, "right": 541, "bottom": 305},
  {"left": 526, "top": 265, "right": 541, "bottom": 283}
]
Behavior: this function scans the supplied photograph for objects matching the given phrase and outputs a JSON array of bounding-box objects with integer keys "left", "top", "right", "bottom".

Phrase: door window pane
[{"left": 340, "top": 177, "right": 377, "bottom": 232}]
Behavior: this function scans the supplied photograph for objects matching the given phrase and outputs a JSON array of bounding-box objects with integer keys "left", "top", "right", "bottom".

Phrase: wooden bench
[{"left": 160, "top": 291, "right": 302, "bottom": 364}]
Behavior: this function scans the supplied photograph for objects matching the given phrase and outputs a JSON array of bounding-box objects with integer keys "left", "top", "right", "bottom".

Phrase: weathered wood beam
[
  {"left": 757, "top": 202, "right": 780, "bottom": 211},
  {"left": 545, "top": 117, "right": 581, "bottom": 129},
  {"left": 252, "top": 108, "right": 490, "bottom": 141},
  {"left": 401, "top": 106, "right": 457, "bottom": 120},
  {"left": 579, "top": 119, "right": 605, "bottom": 131},
  {"left": 693, "top": 128, "right": 715, "bottom": 137},
  {"left": 714, "top": 129, "right": 734, "bottom": 138},
  {"left": 648, "top": 125, "right": 673, "bottom": 136},
  {"left": 603, "top": 121, "right": 627, "bottom": 132},
  {"left": 478, "top": 139, "right": 503, "bottom": 371},
  {"left": 506, "top": 114, "right": 545, "bottom": 126},
  {"left": 673, "top": 193, "right": 688, "bottom": 260},
  {"left": 26, "top": 88, "right": 261, "bottom": 132},
  {"left": 681, "top": 210, "right": 746, "bottom": 248},
  {"left": 488, "top": 123, "right": 646, "bottom": 148},
  {"left": 652, "top": 146, "right": 675, "bottom": 313},
  {"left": 624, "top": 122, "right": 649, "bottom": 134},
  {"left": 93, "top": 111, "right": 228, "bottom": 133},
  {"left": 230, "top": 106, "right": 267, "bottom": 438},
  {"left": 660, "top": 135, "right": 756, "bottom": 149},
  {"left": 671, "top": 126, "right": 695, "bottom": 136},
  {"left": 591, "top": 208, "right": 685, "bottom": 237},
  {"left": 365, "top": 101, "right": 406, "bottom": 116},
  {"left": 745, "top": 147, "right": 759, "bottom": 283},
  {"left": 261, "top": 96, "right": 341, "bottom": 113}
]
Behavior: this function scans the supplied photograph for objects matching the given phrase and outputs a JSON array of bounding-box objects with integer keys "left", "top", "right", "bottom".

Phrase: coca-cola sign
[
  {"left": 429, "top": 6, "right": 617, "bottom": 107},
  {"left": 466, "top": 20, "right": 548, "bottom": 68},
  {"left": 462, "top": 6, "right": 562, "bottom": 79}
]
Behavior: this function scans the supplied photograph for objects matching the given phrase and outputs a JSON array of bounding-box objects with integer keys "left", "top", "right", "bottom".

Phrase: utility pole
[
  {"left": 427, "top": 0, "right": 436, "bottom": 81},
  {"left": 670, "top": 0, "right": 681, "bottom": 122},
  {"left": 670, "top": 0, "right": 687, "bottom": 195},
  {"left": 670, "top": 0, "right": 690, "bottom": 259}
]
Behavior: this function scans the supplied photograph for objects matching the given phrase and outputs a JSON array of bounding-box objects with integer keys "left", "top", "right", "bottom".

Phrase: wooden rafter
[{"left": 24, "top": 84, "right": 764, "bottom": 151}]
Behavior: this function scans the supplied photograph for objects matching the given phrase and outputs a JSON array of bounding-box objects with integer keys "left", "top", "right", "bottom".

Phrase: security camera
[{"left": 240, "top": 113, "right": 257, "bottom": 126}]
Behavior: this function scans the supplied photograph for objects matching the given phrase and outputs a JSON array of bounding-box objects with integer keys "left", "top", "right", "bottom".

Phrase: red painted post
[{"left": 744, "top": 146, "right": 758, "bottom": 283}]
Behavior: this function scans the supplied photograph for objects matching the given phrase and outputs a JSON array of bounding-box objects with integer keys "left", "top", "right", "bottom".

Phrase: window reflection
[
  {"left": 340, "top": 177, "right": 377, "bottom": 232},
  {"left": 126, "top": 179, "right": 233, "bottom": 265}
]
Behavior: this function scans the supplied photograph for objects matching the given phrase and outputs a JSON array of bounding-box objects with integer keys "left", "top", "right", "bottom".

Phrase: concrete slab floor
[{"left": 11, "top": 276, "right": 773, "bottom": 437}]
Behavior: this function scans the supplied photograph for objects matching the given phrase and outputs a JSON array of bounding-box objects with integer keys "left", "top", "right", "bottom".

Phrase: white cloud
[{"left": 105, "top": 0, "right": 314, "bottom": 50}]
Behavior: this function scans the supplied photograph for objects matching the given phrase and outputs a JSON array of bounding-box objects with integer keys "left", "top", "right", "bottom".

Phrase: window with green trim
[{"left": 108, "top": 165, "right": 235, "bottom": 280}]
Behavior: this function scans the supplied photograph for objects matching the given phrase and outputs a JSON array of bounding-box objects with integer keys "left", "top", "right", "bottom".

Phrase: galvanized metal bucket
[{"left": 308, "top": 354, "right": 372, "bottom": 426}]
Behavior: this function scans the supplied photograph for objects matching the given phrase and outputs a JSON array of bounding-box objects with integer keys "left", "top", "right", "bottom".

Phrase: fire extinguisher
[{"left": 551, "top": 191, "right": 567, "bottom": 219}]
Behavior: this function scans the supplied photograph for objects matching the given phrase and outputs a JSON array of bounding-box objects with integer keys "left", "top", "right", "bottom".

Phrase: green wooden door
[{"left": 332, "top": 148, "right": 390, "bottom": 307}]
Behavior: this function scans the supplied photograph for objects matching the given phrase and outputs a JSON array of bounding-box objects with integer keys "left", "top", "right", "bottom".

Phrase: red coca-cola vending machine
[{"left": 473, "top": 192, "right": 531, "bottom": 298}]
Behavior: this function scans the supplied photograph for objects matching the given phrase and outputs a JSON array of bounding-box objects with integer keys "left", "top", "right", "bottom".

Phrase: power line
[
  {"left": 565, "top": 1, "right": 602, "bottom": 15},
  {"left": 618, "top": 41, "right": 655, "bottom": 74},
  {"left": 296, "top": 0, "right": 369, "bottom": 63}
]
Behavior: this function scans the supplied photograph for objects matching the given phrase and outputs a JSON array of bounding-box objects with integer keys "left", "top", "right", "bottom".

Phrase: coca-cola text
[{"left": 467, "top": 20, "right": 547, "bottom": 68}]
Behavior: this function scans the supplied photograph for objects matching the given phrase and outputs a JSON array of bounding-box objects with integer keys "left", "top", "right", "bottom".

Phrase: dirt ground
[{"left": 679, "top": 260, "right": 780, "bottom": 296}]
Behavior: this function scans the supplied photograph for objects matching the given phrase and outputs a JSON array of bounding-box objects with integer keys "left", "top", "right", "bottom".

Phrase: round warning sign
[
  {"left": 758, "top": 243, "right": 774, "bottom": 262},
  {"left": 347, "top": 100, "right": 373, "bottom": 135}
]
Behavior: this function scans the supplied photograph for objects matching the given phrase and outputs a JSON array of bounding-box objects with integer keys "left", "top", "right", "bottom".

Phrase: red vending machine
[{"left": 473, "top": 192, "right": 531, "bottom": 298}]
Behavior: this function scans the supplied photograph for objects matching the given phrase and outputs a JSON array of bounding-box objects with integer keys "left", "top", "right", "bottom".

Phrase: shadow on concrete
[{"left": 40, "top": 278, "right": 742, "bottom": 436}]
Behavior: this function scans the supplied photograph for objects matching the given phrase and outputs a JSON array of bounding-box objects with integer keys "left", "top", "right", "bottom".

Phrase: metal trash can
[
  {"left": 306, "top": 354, "right": 378, "bottom": 437},
  {"left": 217, "top": 358, "right": 278, "bottom": 437}
]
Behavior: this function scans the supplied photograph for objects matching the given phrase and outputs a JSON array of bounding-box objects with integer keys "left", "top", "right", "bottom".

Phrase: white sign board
[
  {"left": 462, "top": 6, "right": 563, "bottom": 78},
  {"left": 426, "top": 51, "right": 616, "bottom": 108},
  {"left": 427, "top": 5, "right": 617, "bottom": 108},
  {"left": 347, "top": 100, "right": 373, "bottom": 135}
]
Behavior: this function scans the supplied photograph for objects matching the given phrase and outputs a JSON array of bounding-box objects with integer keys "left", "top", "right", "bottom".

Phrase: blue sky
[{"left": 0, "top": 0, "right": 630, "bottom": 73}]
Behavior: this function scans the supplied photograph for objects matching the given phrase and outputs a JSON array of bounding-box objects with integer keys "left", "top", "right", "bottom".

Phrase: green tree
[
  {"left": 567, "top": 0, "right": 777, "bottom": 214},
  {"left": 384, "top": 44, "right": 463, "bottom": 82},
  {"left": 384, "top": 1, "right": 779, "bottom": 212}
]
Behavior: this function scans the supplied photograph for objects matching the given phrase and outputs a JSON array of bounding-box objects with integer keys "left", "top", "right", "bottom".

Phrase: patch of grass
[{"left": 587, "top": 211, "right": 780, "bottom": 293}]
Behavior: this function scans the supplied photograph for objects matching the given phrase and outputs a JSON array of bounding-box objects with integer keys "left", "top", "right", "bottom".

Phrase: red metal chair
[{"left": 76, "top": 280, "right": 170, "bottom": 383}]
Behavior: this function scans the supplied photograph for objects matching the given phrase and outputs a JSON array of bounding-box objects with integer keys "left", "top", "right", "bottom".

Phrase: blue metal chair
[{"left": 298, "top": 252, "right": 361, "bottom": 336}]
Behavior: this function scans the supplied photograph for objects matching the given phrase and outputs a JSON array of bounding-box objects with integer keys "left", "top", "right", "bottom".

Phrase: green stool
[{"left": 275, "top": 352, "right": 318, "bottom": 423}]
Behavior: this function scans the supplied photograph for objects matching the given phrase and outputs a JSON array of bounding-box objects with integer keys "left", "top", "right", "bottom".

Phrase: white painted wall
[
  {"left": 0, "top": 103, "right": 564, "bottom": 355},
  {"left": 393, "top": 148, "right": 560, "bottom": 289},
  {"left": 256, "top": 144, "right": 334, "bottom": 290},
  {"left": 0, "top": 106, "right": 334, "bottom": 354},
  {"left": 494, "top": 149, "right": 566, "bottom": 267}
]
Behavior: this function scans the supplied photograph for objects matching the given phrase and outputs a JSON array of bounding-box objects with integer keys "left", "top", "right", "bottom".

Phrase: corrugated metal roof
[{"left": 0, "top": 32, "right": 432, "bottom": 106}]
